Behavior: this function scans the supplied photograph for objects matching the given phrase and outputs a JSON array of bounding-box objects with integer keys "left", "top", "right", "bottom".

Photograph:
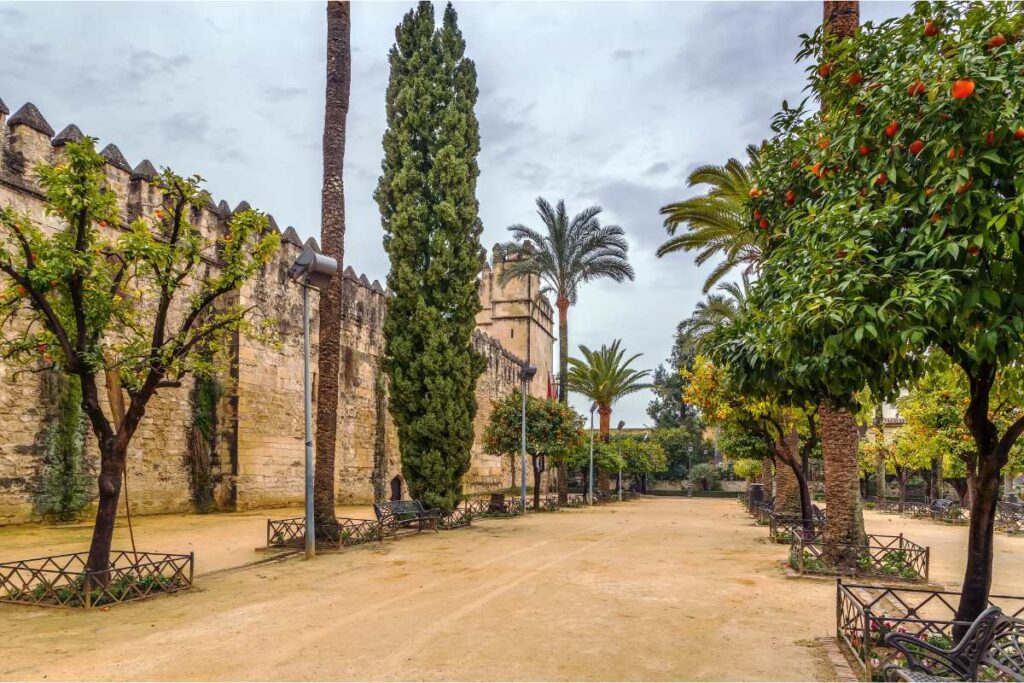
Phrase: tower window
[{"left": 510, "top": 329, "right": 514, "bottom": 338}]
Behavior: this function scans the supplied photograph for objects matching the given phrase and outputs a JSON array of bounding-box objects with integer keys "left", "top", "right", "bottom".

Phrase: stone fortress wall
[{"left": 0, "top": 96, "right": 555, "bottom": 525}]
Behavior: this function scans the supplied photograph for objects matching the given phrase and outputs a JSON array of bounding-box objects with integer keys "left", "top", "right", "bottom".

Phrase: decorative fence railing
[
  {"left": 791, "top": 533, "right": 929, "bottom": 582},
  {"left": 267, "top": 516, "right": 384, "bottom": 549},
  {"left": 996, "top": 501, "right": 1023, "bottom": 535},
  {"left": 753, "top": 502, "right": 774, "bottom": 525},
  {"left": 0, "top": 550, "right": 193, "bottom": 608},
  {"left": 836, "top": 580, "right": 1024, "bottom": 681},
  {"left": 768, "top": 513, "right": 819, "bottom": 544}
]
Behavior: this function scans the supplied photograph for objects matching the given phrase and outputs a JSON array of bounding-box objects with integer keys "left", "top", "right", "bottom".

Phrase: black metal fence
[
  {"left": 997, "top": 501, "right": 1024, "bottom": 535},
  {"left": 790, "top": 533, "right": 930, "bottom": 582},
  {"left": 835, "top": 580, "right": 1024, "bottom": 680},
  {"left": 267, "top": 516, "right": 384, "bottom": 549},
  {"left": 0, "top": 550, "right": 193, "bottom": 608}
]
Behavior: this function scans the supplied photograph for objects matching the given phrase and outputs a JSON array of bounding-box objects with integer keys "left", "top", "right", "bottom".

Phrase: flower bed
[
  {"left": 836, "top": 580, "right": 1024, "bottom": 680},
  {"left": 0, "top": 550, "right": 193, "bottom": 608},
  {"left": 790, "top": 533, "right": 929, "bottom": 582},
  {"left": 266, "top": 516, "right": 383, "bottom": 549}
]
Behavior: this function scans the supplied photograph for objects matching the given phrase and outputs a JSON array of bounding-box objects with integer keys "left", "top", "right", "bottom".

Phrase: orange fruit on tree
[
  {"left": 924, "top": 20, "right": 939, "bottom": 37},
  {"left": 859, "top": 144, "right": 871, "bottom": 156},
  {"left": 951, "top": 79, "right": 975, "bottom": 99},
  {"left": 907, "top": 80, "right": 926, "bottom": 97},
  {"left": 1015, "top": 127, "right": 1024, "bottom": 140},
  {"left": 909, "top": 139, "right": 925, "bottom": 155},
  {"left": 846, "top": 71, "right": 863, "bottom": 86},
  {"left": 987, "top": 34, "right": 1006, "bottom": 50},
  {"left": 885, "top": 121, "right": 900, "bottom": 137},
  {"left": 818, "top": 63, "right": 833, "bottom": 78}
]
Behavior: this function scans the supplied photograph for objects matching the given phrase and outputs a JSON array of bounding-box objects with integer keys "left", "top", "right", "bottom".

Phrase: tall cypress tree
[{"left": 375, "top": 1, "right": 485, "bottom": 513}]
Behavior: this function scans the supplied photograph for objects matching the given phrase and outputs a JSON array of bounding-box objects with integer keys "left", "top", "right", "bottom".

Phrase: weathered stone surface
[{"left": 0, "top": 104, "right": 553, "bottom": 525}]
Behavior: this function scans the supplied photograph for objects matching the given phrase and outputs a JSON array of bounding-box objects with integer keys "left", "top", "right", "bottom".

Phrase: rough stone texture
[
  {"left": 0, "top": 103, "right": 552, "bottom": 525},
  {"left": 820, "top": 402, "right": 866, "bottom": 565}
]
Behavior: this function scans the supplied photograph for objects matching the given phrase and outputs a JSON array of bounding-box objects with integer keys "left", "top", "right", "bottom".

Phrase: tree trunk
[
  {"left": 899, "top": 471, "right": 908, "bottom": 513},
  {"left": 85, "top": 440, "right": 125, "bottom": 583},
  {"left": 598, "top": 406, "right": 611, "bottom": 442},
  {"left": 313, "top": 0, "right": 352, "bottom": 537},
  {"left": 761, "top": 456, "right": 775, "bottom": 500},
  {"left": 954, "top": 369, "right": 1015, "bottom": 636},
  {"left": 819, "top": 401, "right": 866, "bottom": 567},
  {"left": 532, "top": 455, "right": 543, "bottom": 511},
  {"left": 556, "top": 298, "right": 569, "bottom": 504},
  {"left": 774, "top": 453, "right": 802, "bottom": 517},
  {"left": 775, "top": 426, "right": 814, "bottom": 534},
  {"left": 823, "top": 1, "right": 859, "bottom": 39}
]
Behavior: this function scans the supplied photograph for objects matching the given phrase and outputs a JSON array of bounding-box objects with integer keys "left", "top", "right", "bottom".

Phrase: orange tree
[
  {"left": 0, "top": 139, "right": 278, "bottom": 578},
  {"left": 482, "top": 392, "right": 585, "bottom": 510},
  {"left": 743, "top": 1, "right": 1024, "bottom": 623},
  {"left": 684, "top": 355, "right": 817, "bottom": 531}
]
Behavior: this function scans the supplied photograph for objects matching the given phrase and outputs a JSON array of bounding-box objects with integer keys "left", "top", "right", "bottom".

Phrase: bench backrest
[
  {"left": 373, "top": 500, "right": 424, "bottom": 521},
  {"left": 984, "top": 615, "right": 1024, "bottom": 681}
]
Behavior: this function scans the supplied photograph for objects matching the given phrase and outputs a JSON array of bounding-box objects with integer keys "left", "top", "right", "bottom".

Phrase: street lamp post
[
  {"left": 287, "top": 244, "right": 338, "bottom": 560},
  {"left": 616, "top": 420, "right": 626, "bottom": 502},
  {"left": 588, "top": 402, "right": 597, "bottom": 504},
  {"left": 519, "top": 363, "right": 537, "bottom": 513}
]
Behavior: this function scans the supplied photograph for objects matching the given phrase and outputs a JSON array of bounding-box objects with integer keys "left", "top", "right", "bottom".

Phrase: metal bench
[
  {"left": 884, "top": 607, "right": 1024, "bottom": 681},
  {"left": 372, "top": 500, "right": 441, "bottom": 535}
]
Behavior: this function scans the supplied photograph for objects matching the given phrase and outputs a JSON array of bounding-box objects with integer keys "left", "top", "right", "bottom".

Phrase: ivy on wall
[
  {"left": 36, "top": 371, "right": 90, "bottom": 521},
  {"left": 186, "top": 375, "right": 222, "bottom": 513}
]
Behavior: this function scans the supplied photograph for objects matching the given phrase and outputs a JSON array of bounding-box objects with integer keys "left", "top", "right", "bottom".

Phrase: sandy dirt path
[
  {"left": 2, "top": 499, "right": 1021, "bottom": 681},
  {"left": 1, "top": 499, "right": 842, "bottom": 682}
]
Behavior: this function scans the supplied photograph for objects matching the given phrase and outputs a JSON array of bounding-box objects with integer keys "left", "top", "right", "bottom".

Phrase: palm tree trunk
[
  {"left": 819, "top": 401, "right": 866, "bottom": 567},
  {"left": 598, "top": 406, "right": 611, "bottom": 442},
  {"left": 823, "top": 1, "right": 859, "bottom": 39},
  {"left": 761, "top": 456, "right": 775, "bottom": 500},
  {"left": 556, "top": 298, "right": 569, "bottom": 504},
  {"left": 774, "top": 429, "right": 802, "bottom": 518},
  {"left": 313, "top": 0, "right": 351, "bottom": 535}
]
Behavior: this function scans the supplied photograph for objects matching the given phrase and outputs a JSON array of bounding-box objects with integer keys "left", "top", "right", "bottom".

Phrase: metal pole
[
  {"left": 618, "top": 468, "right": 622, "bottom": 502},
  {"left": 520, "top": 382, "right": 528, "bottom": 512},
  {"left": 588, "top": 412, "right": 595, "bottom": 504},
  {"left": 302, "top": 281, "right": 315, "bottom": 559}
]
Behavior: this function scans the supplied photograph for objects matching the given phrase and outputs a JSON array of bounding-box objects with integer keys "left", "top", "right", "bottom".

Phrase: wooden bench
[
  {"left": 372, "top": 500, "right": 441, "bottom": 535},
  {"left": 883, "top": 607, "right": 1024, "bottom": 681}
]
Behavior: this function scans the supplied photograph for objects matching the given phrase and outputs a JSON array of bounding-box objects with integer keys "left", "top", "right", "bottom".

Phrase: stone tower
[{"left": 476, "top": 243, "right": 556, "bottom": 398}]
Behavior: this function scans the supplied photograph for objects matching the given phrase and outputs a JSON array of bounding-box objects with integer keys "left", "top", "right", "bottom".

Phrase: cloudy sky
[{"left": 0, "top": 0, "right": 908, "bottom": 426}]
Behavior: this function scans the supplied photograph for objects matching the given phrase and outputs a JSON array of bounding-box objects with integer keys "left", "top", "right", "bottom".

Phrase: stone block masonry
[{"left": 0, "top": 97, "right": 553, "bottom": 525}]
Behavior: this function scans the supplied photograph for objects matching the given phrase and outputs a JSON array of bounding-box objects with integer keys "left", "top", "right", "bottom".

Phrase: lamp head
[
  {"left": 590, "top": 402, "right": 598, "bottom": 415},
  {"left": 616, "top": 420, "right": 625, "bottom": 431},
  {"left": 520, "top": 363, "right": 537, "bottom": 382},
  {"left": 287, "top": 245, "right": 338, "bottom": 290}
]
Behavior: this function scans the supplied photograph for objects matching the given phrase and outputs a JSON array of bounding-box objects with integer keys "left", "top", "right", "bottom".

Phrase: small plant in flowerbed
[
  {"left": 790, "top": 547, "right": 832, "bottom": 573},
  {"left": 857, "top": 550, "right": 922, "bottom": 581},
  {"left": 5, "top": 574, "right": 183, "bottom": 608}
]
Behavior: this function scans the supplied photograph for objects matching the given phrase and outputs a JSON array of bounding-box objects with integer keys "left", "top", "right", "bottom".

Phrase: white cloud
[{"left": 0, "top": 0, "right": 910, "bottom": 425}]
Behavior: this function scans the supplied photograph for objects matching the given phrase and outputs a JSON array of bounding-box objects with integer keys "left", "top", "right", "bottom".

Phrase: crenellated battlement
[{"left": 0, "top": 94, "right": 552, "bottom": 524}]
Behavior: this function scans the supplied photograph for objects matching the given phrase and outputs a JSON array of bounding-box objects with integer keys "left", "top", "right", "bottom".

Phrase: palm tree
[
  {"left": 566, "top": 340, "right": 651, "bottom": 442},
  {"left": 658, "top": 146, "right": 763, "bottom": 294},
  {"left": 501, "top": 197, "right": 635, "bottom": 501},
  {"left": 818, "top": 0, "right": 865, "bottom": 569},
  {"left": 676, "top": 274, "right": 750, "bottom": 355},
  {"left": 314, "top": 0, "right": 352, "bottom": 536}
]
